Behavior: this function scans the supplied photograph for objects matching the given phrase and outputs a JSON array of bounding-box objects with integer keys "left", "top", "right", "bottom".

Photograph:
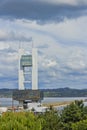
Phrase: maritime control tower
[
  {"left": 19, "top": 47, "right": 38, "bottom": 90},
  {"left": 13, "top": 46, "right": 43, "bottom": 105}
]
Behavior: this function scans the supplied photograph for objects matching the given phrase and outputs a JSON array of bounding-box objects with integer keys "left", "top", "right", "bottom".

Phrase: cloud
[
  {"left": 0, "top": 81, "right": 17, "bottom": 89},
  {"left": 39, "top": 0, "right": 87, "bottom": 6},
  {"left": 0, "top": 43, "right": 9, "bottom": 50},
  {"left": 46, "top": 60, "right": 57, "bottom": 67},
  {"left": 0, "top": 7, "right": 87, "bottom": 89},
  {"left": 0, "top": 0, "right": 87, "bottom": 23},
  {"left": 0, "top": 30, "right": 32, "bottom": 42}
]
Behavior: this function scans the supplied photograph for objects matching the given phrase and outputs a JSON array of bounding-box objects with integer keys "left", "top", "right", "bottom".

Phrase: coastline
[{"left": 42, "top": 101, "right": 72, "bottom": 107}]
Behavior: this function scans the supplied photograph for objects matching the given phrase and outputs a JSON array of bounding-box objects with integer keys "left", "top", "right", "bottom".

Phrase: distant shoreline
[
  {"left": 42, "top": 101, "right": 73, "bottom": 107},
  {"left": 42, "top": 99, "right": 87, "bottom": 107}
]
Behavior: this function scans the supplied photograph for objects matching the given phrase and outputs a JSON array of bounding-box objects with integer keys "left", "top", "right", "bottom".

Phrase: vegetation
[
  {"left": 0, "top": 100, "right": 87, "bottom": 129},
  {"left": 1, "top": 88, "right": 87, "bottom": 97},
  {"left": 43, "top": 88, "right": 87, "bottom": 97}
]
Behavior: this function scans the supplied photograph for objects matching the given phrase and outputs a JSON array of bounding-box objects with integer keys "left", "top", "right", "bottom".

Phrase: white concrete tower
[
  {"left": 19, "top": 48, "right": 25, "bottom": 90},
  {"left": 18, "top": 47, "right": 38, "bottom": 90},
  {"left": 32, "top": 48, "right": 38, "bottom": 90}
]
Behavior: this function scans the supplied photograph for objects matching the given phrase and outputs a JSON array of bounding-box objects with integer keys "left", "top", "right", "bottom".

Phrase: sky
[{"left": 0, "top": 0, "right": 87, "bottom": 89}]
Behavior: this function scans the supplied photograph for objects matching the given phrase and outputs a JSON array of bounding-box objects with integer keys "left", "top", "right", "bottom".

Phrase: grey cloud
[
  {"left": 0, "top": 31, "right": 32, "bottom": 42},
  {"left": 38, "top": 44, "right": 49, "bottom": 49},
  {"left": 0, "top": 0, "right": 87, "bottom": 23}
]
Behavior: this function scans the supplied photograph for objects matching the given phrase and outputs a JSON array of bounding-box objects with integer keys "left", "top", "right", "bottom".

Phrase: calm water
[
  {"left": 42, "top": 97, "right": 87, "bottom": 103},
  {"left": 0, "top": 97, "right": 87, "bottom": 107},
  {"left": 0, "top": 98, "right": 18, "bottom": 107}
]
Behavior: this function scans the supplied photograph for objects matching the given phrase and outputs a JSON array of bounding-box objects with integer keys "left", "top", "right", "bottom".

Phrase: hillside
[{"left": 0, "top": 88, "right": 87, "bottom": 98}]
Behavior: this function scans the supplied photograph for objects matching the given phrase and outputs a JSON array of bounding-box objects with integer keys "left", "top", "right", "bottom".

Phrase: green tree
[
  {"left": 0, "top": 112, "right": 42, "bottom": 130},
  {"left": 60, "top": 102, "right": 83, "bottom": 130},
  {"left": 71, "top": 119, "right": 87, "bottom": 130},
  {"left": 61, "top": 102, "right": 82, "bottom": 123},
  {"left": 39, "top": 109, "right": 61, "bottom": 130},
  {"left": 75, "top": 100, "right": 84, "bottom": 109}
]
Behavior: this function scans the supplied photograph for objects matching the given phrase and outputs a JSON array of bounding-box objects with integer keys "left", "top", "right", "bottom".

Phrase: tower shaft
[
  {"left": 19, "top": 49, "right": 25, "bottom": 90},
  {"left": 32, "top": 48, "right": 38, "bottom": 90}
]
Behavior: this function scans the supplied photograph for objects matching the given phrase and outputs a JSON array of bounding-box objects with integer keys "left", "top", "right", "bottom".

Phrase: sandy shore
[{"left": 42, "top": 101, "right": 72, "bottom": 107}]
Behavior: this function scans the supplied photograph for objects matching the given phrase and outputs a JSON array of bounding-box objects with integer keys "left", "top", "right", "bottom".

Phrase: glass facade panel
[{"left": 21, "top": 55, "right": 32, "bottom": 67}]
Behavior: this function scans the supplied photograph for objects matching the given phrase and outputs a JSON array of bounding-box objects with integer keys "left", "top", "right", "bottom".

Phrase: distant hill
[
  {"left": 42, "top": 88, "right": 87, "bottom": 97},
  {"left": 0, "top": 89, "right": 13, "bottom": 98},
  {"left": 0, "top": 88, "right": 87, "bottom": 98}
]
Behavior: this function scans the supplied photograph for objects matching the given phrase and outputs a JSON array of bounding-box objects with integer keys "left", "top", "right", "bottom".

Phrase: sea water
[{"left": 0, "top": 97, "right": 87, "bottom": 107}]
